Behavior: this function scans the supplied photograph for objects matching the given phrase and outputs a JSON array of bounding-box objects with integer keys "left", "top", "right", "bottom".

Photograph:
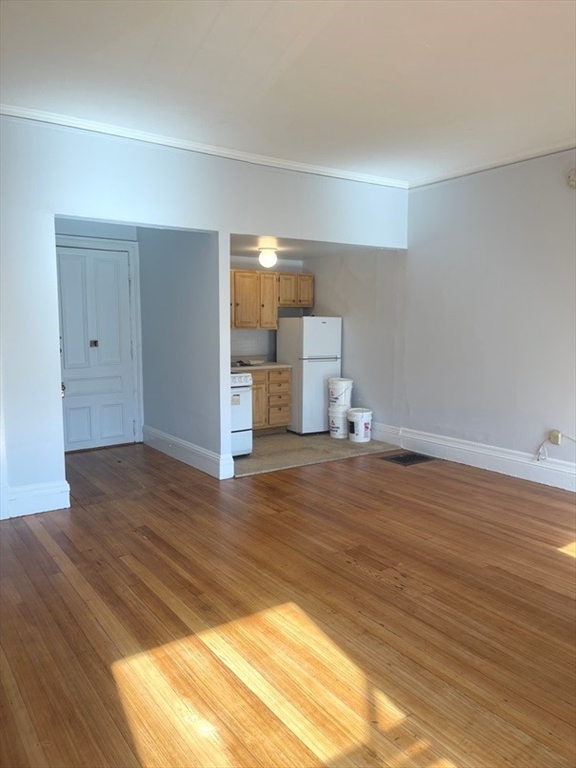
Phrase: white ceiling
[
  {"left": 231, "top": 233, "right": 391, "bottom": 261},
  {"left": 1, "top": 0, "right": 574, "bottom": 187}
]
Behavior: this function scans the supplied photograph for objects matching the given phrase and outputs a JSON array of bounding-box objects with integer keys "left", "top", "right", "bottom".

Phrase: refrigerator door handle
[{"left": 302, "top": 356, "right": 340, "bottom": 362}]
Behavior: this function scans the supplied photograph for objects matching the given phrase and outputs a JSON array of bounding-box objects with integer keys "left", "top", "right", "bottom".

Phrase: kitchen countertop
[{"left": 231, "top": 362, "right": 292, "bottom": 371}]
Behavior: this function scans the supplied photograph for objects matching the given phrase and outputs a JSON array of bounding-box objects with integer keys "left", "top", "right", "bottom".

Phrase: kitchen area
[
  {"left": 230, "top": 259, "right": 335, "bottom": 463},
  {"left": 229, "top": 234, "right": 394, "bottom": 476}
]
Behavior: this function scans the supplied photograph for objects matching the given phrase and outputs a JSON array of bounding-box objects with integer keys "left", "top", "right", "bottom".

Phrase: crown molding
[
  {"left": 3, "top": 104, "right": 573, "bottom": 191},
  {"left": 0, "top": 104, "right": 409, "bottom": 190},
  {"left": 409, "top": 143, "right": 576, "bottom": 188}
]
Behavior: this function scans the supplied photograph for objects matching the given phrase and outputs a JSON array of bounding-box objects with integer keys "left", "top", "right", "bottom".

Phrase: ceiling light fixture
[{"left": 258, "top": 248, "right": 277, "bottom": 268}]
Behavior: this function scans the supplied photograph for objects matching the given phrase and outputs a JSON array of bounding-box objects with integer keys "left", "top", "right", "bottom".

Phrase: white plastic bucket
[
  {"left": 328, "top": 378, "right": 353, "bottom": 407},
  {"left": 328, "top": 407, "right": 348, "bottom": 439},
  {"left": 347, "top": 408, "right": 372, "bottom": 443}
]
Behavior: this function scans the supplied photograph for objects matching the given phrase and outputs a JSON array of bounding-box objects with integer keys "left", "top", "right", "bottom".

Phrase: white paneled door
[{"left": 58, "top": 247, "right": 137, "bottom": 451}]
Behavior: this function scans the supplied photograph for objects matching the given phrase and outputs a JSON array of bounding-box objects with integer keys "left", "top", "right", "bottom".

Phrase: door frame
[{"left": 56, "top": 235, "right": 144, "bottom": 444}]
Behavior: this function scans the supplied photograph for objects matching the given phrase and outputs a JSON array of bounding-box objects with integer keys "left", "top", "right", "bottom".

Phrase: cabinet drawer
[
  {"left": 268, "top": 381, "right": 290, "bottom": 395},
  {"left": 268, "top": 368, "right": 290, "bottom": 383},
  {"left": 268, "top": 405, "right": 290, "bottom": 426},
  {"left": 269, "top": 393, "right": 290, "bottom": 406}
]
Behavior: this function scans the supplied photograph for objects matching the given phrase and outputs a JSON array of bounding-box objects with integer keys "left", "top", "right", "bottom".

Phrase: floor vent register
[{"left": 381, "top": 452, "right": 436, "bottom": 466}]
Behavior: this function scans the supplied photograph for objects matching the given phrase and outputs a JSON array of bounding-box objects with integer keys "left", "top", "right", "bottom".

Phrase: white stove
[
  {"left": 230, "top": 372, "right": 253, "bottom": 388},
  {"left": 230, "top": 372, "right": 253, "bottom": 457}
]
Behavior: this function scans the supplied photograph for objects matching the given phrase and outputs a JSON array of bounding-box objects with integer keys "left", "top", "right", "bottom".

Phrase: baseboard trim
[
  {"left": 397, "top": 427, "right": 575, "bottom": 491},
  {"left": 371, "top": 422, "right": 401, "bottom": 446},
  {"left": 4, "top": 481, "right": 71, "bottom": 519},
  {"left": 143, "top": 425, "right": 234, "bottom": 480}
]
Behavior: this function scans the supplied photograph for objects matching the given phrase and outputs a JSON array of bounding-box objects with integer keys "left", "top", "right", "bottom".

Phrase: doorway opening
[{"left": 55, "top": 216, "right": 225, "bottom": 492}]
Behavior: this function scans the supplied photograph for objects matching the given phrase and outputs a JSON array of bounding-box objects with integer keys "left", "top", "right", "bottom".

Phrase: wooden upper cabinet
[
  {"left": 259, "top": 272, "right": 278, "bottom": 329},
  {"left": 297, "top": 274, "right": 314, "bottom": 307},
  {"left": 278, "top": 274, "right": 298, "bottom": 306},
  {"left": 278, "top": 273, "right": 314, "bottom": 308},
  {"left": 233, "top": 270, "right": 259, "bottom": 328},
  {"left": 231, "top": 269, "right": 313, "bottom": 327},
  {"left": 231, "top": 269, "right": 278, "bottom": 329}
]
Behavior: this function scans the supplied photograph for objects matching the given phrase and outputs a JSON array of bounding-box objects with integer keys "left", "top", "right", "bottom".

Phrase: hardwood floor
[{"left": 1, "top": 444, "right": 574, "bottom": 768}]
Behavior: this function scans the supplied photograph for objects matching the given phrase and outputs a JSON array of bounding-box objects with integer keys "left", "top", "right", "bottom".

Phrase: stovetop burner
[{"left": 230, "top": 372, "right": 253, "bottom": 387}]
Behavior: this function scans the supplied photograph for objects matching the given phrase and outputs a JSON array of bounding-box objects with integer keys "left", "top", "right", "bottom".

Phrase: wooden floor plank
[
  {"left": 1, "top": 444, "right": 574, "bottom": 767},
  {"left": 0, "top": 645, "right": 49, "bottom": 768}
]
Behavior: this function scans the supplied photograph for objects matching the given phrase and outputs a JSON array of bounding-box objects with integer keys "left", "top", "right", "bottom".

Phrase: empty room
[{"left": 1, "top": 1, "right": 574, "bottom": 767}]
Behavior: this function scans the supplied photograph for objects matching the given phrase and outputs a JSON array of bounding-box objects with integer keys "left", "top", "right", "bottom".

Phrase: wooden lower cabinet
[
  {"left": 251, "top": 367, "right": 291, "bottom": 430},
  {"left": 251, "top": 372, "right": 268, "bottom": 429}
]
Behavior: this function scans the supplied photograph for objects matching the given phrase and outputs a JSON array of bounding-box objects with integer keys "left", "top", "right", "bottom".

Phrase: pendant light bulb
[{"left": 258, "top": 248, "right": 277, "bottom": 268}]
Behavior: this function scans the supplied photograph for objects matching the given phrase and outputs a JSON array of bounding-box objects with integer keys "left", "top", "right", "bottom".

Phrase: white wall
[
  {"left": 138, "top": 228, "right": 221, "bottom": 452},
  {"left": 0, "top": 116, "right": 407, "bottom": 516},
  {"left": 303, "top": 248, "right": 406, "bottom": 436},
  {"left": 406, "top": 150, "right": 576, "bottom": 487}
]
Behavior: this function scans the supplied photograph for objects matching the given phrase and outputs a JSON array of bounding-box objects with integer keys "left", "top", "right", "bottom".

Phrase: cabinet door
[
  {"left": 252, "top": 383, "right": 268, "bottom": 428},
  {"left": 233, "top": 271, "right": 259, "bottom": 328},
  {"left": 259, "top": 272, "right": 278, "bottom": 329},
  {"left": 278, "top": 274, "right": 298, "bottom": 306},
  {"left": 298, "top": 274, "right": 314, "bottom": 306}
]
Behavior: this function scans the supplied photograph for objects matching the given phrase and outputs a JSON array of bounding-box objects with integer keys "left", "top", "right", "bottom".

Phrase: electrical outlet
[{"left": 549, "top": 430, "right": 562, "bottom": 445}]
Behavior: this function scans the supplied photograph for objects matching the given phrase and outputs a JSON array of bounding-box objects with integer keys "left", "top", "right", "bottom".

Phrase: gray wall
[
  {"left": 303, "top": 249, "right": 406, "bottom": 426},
  {"left": 138, "top": 228, "right": 220, "bottom": 452},
  {"left": 406, "top": 150, "right": 576, "bottom": 461}
]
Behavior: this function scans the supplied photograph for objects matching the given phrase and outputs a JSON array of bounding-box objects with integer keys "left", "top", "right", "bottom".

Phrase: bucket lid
[{"left": 347, "top": 408, "right": 372, "bottom": 416}]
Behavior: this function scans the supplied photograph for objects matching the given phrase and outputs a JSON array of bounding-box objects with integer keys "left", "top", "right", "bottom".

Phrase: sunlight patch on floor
[
  {"left": 112, "top": 648, "right": 230, "bottom": 767},
  {"left": 558, "top": 541, "right": 576, "bottom": 557},
  {"left": 109, "top": 602, "right": 462, "bottom": 767},
  {"left": 372, "top": 687, "right": 409, "bottom": 730}
]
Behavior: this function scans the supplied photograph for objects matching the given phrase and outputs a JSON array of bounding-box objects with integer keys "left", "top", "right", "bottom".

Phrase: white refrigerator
[{"left": 277, "top": 317, "right": 342, "bottom": 433}]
